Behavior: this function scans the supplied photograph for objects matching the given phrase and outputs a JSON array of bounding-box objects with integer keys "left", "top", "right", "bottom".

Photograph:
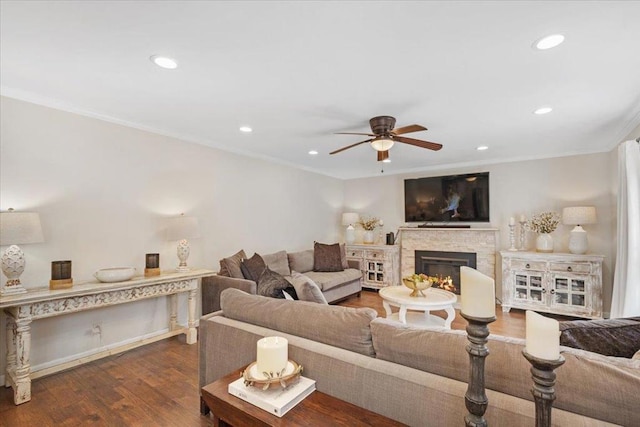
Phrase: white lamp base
[
  {"left": 176, "top": 239, "right": 191, "bottom": 272},
  {"left": 1, "top": 245, "right": 28, "bottom": 295},
  {"left": 345, "top": 225, "right": 355, "bottom": 245},
  {"left": 568, "top": 226, "right": 588, "bottom": 254}
]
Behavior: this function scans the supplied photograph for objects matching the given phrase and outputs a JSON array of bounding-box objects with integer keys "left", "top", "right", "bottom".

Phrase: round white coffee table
[{"left": 378, "top": 286, "right": 457, "bottom": 329}]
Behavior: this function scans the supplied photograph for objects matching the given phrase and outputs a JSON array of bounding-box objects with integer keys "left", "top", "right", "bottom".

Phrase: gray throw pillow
[
  {"left": 257, "top": 268, "right": 298, "bottom": 299},
  {"left": 219, "top": 249, "right": 246, "bottom": 278},
  {"left": 313, "top": 242, "right": 344, "bottom": 272},
  {"left": 290, "top": 271, "right": 328, "bottom": 304},
  {"left": 240, "top": 253, "right": 266, "bottom": 282}
]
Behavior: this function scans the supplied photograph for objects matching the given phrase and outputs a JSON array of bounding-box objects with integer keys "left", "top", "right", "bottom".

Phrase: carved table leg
[
  {"left": 382, "top": 300, "right": 392, "bottom": 318},
  {"left": 444, "top": 306, "right": 456, "bottom": 329},
  {"left": 5, "top": 314, "right": 17, "bottom": 388},
  {"left": 13, "top": 315, "right": 32, "bottom": 404},
  {"left": 169, "top": 294, "right": 178, "bottom": 331},
  {"left": 186, "top": 287, "right": 197, "bottom": 344}
]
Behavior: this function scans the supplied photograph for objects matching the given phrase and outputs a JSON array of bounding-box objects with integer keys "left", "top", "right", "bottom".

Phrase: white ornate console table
[{"left": 0, "top": 269, "right": 214, "bottom": 405}]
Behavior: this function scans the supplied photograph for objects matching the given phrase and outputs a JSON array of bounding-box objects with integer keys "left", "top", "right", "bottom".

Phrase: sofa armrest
[{"left": 201, "top": 275, "right": 257, "bottom": 315}]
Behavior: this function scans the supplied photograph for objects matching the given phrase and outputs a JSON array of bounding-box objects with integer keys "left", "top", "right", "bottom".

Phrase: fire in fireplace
[{"left": 415, "top": 250, "right": 477, "bottom": 295}]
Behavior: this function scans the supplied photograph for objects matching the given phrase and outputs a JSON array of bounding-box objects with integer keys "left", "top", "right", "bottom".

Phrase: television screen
[{"left": 404, "top": 172, "right": 490, "bottom": 223}]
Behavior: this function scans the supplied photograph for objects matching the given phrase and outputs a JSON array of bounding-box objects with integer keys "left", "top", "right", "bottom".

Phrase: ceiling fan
[{"left": 331, "top": 115, "right": 443, "bottom": 161}]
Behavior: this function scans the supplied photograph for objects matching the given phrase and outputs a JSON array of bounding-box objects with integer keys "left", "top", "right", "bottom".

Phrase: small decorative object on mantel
[
  {"left": 402, "top": 273, "right": 436, "bottom": 297},
  {"left": 526, "top": 211, "right": 560, "bottom": 253},
  {"left": 358, "top": 216, "right": 381, "bottom": 244},
  {"left": 50, "top": 260, "right": 73, "bottom": 290},
  {"left": 145, "top": 253, "right": 161, "bottom": 277},
  {"left": 460, "top": 267, "right": 496, "bottom": 427},
  {"left": 523, "top": 311, "right": 565, "bottom": 427}
]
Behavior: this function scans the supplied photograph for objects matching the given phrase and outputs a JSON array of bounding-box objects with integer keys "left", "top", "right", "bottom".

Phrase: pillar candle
[
  {"left": 525, "top": 310, "right": 560, "bottom": 360},
  {"left": 509, "top": 217, "right": 515, "bottom": 225},
  {"left": 460, "top": 266, "right": 496, "bottom": 318},
  {"left": 256, "top": 336, "right": 288, "bottom": 376}
]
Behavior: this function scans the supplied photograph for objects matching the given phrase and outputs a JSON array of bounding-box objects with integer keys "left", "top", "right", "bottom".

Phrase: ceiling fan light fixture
[
  {"left": 534, "top": 106, "right": 553, "bottom": 115},
  {"left": 370, "top": 137, "right": 394, "bottom": 152},
  {"left": 382, "top": 158, "right": 391, "bottom": 163}
]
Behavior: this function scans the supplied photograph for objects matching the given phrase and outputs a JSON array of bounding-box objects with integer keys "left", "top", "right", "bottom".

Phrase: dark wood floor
[{"left": 0, "top": 290, "right": 552, "bottom": 426}]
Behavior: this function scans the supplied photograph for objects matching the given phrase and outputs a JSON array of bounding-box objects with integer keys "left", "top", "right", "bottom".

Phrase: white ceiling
[{"left": 2, "top": 1, "right": 640, "bottom": 179}]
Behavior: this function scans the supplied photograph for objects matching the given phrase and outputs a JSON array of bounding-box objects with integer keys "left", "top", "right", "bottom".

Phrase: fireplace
[{"left": 415, "top": 250, "right": 477, "bottom": 295}]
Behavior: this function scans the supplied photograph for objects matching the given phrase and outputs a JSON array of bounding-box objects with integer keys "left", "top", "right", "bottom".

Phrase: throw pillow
[
  {"left": 257, "top": 268, "right": 296, "bottom": 299},
  {"left": 290, "top": 271, "right": 328, "bottom": 304},
  {"left": 219, "top": 249, "right": 246, "bottom": 278},
  {"left": 240, "top": 253, "right": 266, "bottom": 282},
  {"left": 340, "top": 243, "right": 349, "bottom": 269},
  {"left": 313, "top": 242, "right": 344, "bottom": 272}
]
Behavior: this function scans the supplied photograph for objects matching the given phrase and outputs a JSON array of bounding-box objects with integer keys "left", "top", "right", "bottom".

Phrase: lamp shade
[
  {"left": 166, "top": 214, "right": 201, "bottom": 241},
  {"left": 0, "top": 211, "right": 44, "bottom": 245},
  {"left": 342, "top": 212, "right": 360, "bottom": 226},
  {"left": 562, "top": 206, "right": 597, "bottom": 225}
]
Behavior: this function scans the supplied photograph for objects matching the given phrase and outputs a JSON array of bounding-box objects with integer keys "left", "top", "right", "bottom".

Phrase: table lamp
[
  {"left": 166, "top": 214, "right": 201, "bottom": 272},
  {"left": 562, "top": 207, "right": 596, "bottom": 254},
  {"left": 1, "top": 208, "right": 44, "bottom": 295},
  {"left": 342, "top": 212, "right": 359, "bottom": 245}
]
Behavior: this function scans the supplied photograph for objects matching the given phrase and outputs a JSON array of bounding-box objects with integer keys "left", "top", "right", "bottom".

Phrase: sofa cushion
[
  {"left": 220, "top": 288, "right": 377, "bottom": 356},
  {"left": 559, "top": 317, "right": 640, "bottom": 358},
  {"left": 289, "top": 271, "right": 328, "bottom": 304},
  {"left": 304, "top": 269, "right": 362, "bottom": 292},
  {"left": 262, "top": 250, "right": 291, "bottom": 277},
  {"left": 313, "top": 242, "right": 344, "bottom": 272},
  {"left": 240, "top": 253, "right": 266, "bottom": 282},
  {"left": 371, "top": 318, "right": 640, "bottom": 426},
  {"left": 287, "top": 249, "right": 314, "bottom": 273},
  {"left": 219, "top": 249, "right": 246, "bottom": 279}
]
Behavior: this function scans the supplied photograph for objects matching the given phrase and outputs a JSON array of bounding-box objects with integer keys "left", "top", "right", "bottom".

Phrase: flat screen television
[{"left": 404, "top": 172, "right": 490, "bottom": 223}]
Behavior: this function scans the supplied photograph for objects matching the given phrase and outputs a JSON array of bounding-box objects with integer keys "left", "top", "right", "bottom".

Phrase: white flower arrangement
[
  {"left": 526, "top": 211, "right": 561, "bottom": 234},
  {"left": 358, "top": 216, "right": 382, "bottom": 231}
]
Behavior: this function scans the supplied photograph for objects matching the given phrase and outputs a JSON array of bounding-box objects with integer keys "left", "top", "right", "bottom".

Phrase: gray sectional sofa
[
  {"left": 201, "top": 248, "right": 362, "bottom": 314},
  {"left": 199, "top": 289, "right": 640, "bottom": 426}
]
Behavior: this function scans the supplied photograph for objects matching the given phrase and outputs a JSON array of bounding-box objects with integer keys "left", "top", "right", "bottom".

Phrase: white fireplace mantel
[{"left": 398, "top": 227, "right": 498, "bottom": 281}]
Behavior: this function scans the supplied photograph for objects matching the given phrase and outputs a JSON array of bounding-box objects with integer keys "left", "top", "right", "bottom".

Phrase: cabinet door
[
  {"left": 549, "top": 274, "right": 590, "bottom": 314},
  {"left": 513, "top": 272, "right": 546, "bottom": 306}
]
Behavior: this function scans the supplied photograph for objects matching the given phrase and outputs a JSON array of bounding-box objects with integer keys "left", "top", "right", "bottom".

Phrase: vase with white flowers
[
  {"left": 358, "top": 216, "right": 382, "bottom": 244},
  {"left": 526, "top": 211, "right": 561, "bottom": 253}
]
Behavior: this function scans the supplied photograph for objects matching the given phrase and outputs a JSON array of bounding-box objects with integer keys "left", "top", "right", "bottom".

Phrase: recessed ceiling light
[
  {"left": 308, "top": 150, "right": 318, "bottom": 155},
  {"left": 476, "top": 146, "right": 489, "bottom": 151},
  {"left": 533, "top": 34, "right": 565, "bottom": 50},
  {"left": 534, "top": 107, "right": 553, "bottom": 115},
  {"left": 149, "top": 55, "right": 178, "bottom": 69},
  {"left": 382, "top": 158, "right": 391, "bottom": 163},
  {"left": 239, "top": 126, "right": 253, "bottom": 133}
]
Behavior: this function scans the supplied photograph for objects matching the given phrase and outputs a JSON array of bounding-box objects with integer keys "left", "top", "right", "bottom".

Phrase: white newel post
[
  {"left": 5, "top": 316, "right": 17, "bottom": 387},
  {"left": 186, "top": 286, "right": 197, "bottom": 344}
]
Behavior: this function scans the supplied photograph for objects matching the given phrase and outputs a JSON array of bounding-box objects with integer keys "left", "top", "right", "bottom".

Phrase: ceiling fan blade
[
  {"left": 335, "top": 132, "right": 376, "bottom": 136},
  {"left": 377, "top": 150, "right": 389, "bottom": 161},
  {"left": 330, "top": 139, "right": 374, "bottom": 155},
  {"left": 394, "top": 136, "right": 443, "bottom": 151},
  {"left": 391, "top": 124, "right": 427, "bottom": 135}
]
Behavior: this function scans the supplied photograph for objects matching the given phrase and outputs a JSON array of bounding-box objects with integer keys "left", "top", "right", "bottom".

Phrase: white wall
[
  {"left": 0, "top": 96, "right": 344, "bottom": 375},
  {"left": 343, "top": 153, "right": 617, "bottom": 313}
]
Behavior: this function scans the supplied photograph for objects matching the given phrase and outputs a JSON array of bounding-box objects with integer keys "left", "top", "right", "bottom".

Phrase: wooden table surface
[{"left": 201, "top": 370, "right": 405, "bottom": 427}]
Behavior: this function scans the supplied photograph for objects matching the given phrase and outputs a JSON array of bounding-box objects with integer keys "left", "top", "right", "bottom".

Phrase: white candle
[
  {"left": 525, "top": 311, "right": 560, "bottom": 360},
  {"left": 520, "top": 215, "right": 526, "bottom": 222},
  {"left": 509, "top": 217, "right": 515, "bottom": 226},
  {"left": 256, "top": 336, "right": 288, "bottom": 376},
  {"left": 379, "top": 219, "right": 384, "bottom": 226},
  {"left": 460, "top": 266, "right": 496, "bottom": 318}
]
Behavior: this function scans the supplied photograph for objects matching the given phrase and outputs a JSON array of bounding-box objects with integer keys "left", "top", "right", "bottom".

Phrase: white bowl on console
[{"left": 94, "top": 267, "right": 136, "bottom": 283}]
